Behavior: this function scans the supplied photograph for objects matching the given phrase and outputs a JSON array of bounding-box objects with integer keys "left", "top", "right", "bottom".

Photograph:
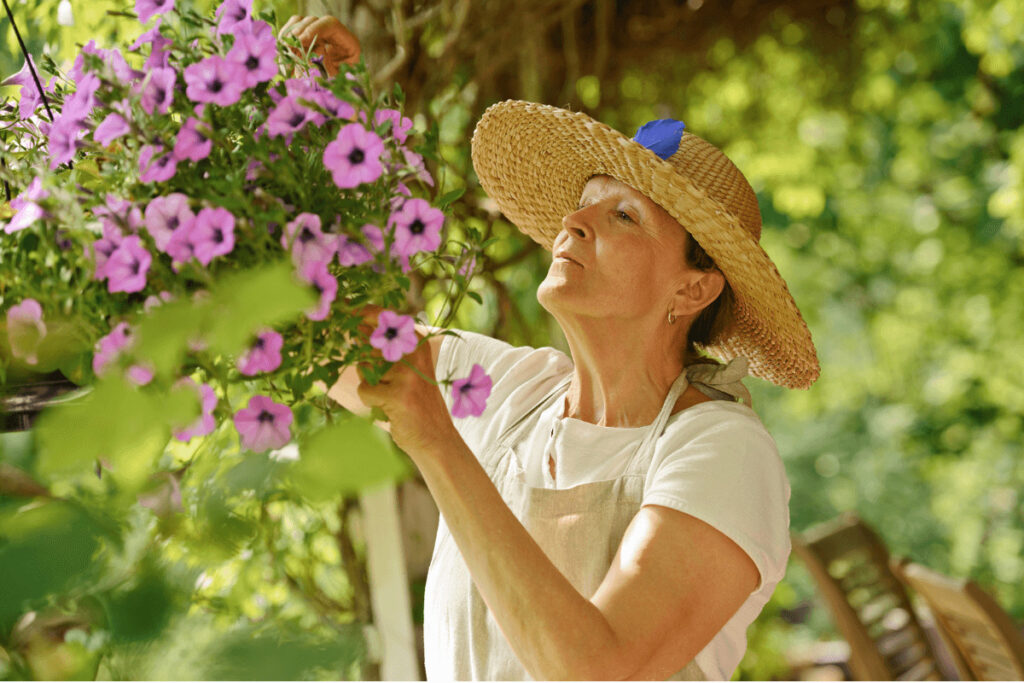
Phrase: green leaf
[
  {"left": 102, "top": 563, "right": 178, "bottom": 643},
  {"left": 133, "top": 298, "right": 208, "bottom": 378},
  {"left": 202, "top": 624, "right": 364, "bottom": 681},
  {"left": 0, "top": 501, "right": 107, "bottom": 631},
  {"left": 289, "top": 415, "right": 409, "bottom": 502},
  {"left": 33, "top": 378, "right": 197, "bottom": 491},
  {"left": 205, "top": 262, "right": 316, "bottom": 357},
  {"left": 467, "top": 291, "right": 483, "bottom": 305},
  {"left": 438, "top": 186, "right": 465, "bottom": 209}
]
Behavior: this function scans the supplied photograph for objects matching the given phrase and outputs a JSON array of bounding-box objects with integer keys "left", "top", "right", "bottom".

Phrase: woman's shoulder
[
  {"left": 437, "top": 329, "right": 572, "bottom": 453},
  {"left": 437, "top": 328, "right": 572, "bottom": 388}
]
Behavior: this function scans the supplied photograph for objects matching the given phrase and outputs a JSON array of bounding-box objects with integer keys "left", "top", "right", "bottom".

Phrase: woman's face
[{"left": 537, "top": 175, "right": 693, "bottom": 324}]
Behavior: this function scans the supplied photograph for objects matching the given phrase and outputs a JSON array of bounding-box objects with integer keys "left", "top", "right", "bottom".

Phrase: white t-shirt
[{"left": 436, "top": 329, "right": 792, "bottom": 681}]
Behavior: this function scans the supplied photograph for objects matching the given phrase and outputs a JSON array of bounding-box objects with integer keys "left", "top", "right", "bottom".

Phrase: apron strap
[{"left": 495, "top": 376, "right": 572, "bottom": 450}]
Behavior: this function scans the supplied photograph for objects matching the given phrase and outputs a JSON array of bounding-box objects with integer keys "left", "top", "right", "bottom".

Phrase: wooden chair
[
  {"left": 792, "top": 512, "right": 946, "bottom": 680},
  {"left": 892, "top": 559, "right": 1024, "bottom": 681}
]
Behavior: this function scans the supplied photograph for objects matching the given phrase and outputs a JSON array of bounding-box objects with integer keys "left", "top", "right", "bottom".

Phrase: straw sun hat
[{"left": 470, "top": 100, "right": 820, "bottom": 390}]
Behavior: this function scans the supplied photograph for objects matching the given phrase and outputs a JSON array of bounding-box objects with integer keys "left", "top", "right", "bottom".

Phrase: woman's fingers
[
  {"left": 279, "top": 15, "right": 318, "bottom": 43},
  {"left": 278, "top": 14, "right": 306, "bottom": 37},
  {"left": 297, "top": 17, "right": 361, "bottom": 66}
]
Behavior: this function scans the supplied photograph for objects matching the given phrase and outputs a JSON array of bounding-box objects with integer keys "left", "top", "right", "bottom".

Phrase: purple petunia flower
[
  {"left": 173, "top": 117, "right": 212, "bottom": 162},
  {"left": 139, "top": 145, "right": 178, "bottom": 183},
  {"left": 127, "top": 362, "right": 155, "bottom": 386},
  {"left": 94, "top": 112, "right": 131, "bottom": 147},
  {"left": 189, "top": 206, "right": 235, "bottom": 265},
  {"left": 184, "top": 56, "right": 245, "bottom": 107},
  {"left": 401, "top": 148, "right": 434, "bottom": 186},
  {"left": 145, "top": 193, "right": 194, "bottom": 252},
  {"left": 281, "top": 213, "right": 334, "bottom": 269},
  {"left": 139, "top": 67, "right": 175, "bottom": 115},
  {"left": 297, "top": 259, "right": 337, "bottom": 321},
  {"left": 6, "top": 299, "right": 46, "bottom": 365},
  {"left": 94, "top": 193, "right": 143, "bottom": 234},
  {"left": 450, "top": 363, "right": 493, "bottom": 418},
  {"left": 105, "top": 235, "right": 152, "bottom": 293},
  {"left": 144, "top": 290, "right": 174, "bottom": 312},
  {"left": 173, "top": 378, "right": 218, "bottom": 442},
  {"left": 68, "top": 42, "right": 138, "bottom": 86},
  {"left": 237, "top": 329, "right": 283, "bottom": 375},
  {"left": 374, "top": 108, "right": 413, "bottom": 143},
  {"left": 266, "top": 96, "right": 311, "bottom": 139},
  {"left": 3, "top": 56, "right": 58, "bottom": 120},
  {"left": 62, "top": 72, "right": 101, "bottom": 122},
  {"left": 369, "top": 310, "right": 418, "bottom": 362},
  {"left": 233, "top": 394, "right": 293, "bottom": 452},
  {"left": 91, "top": 221, "right": 125, "bottom": 281},
  {"left": 131, "top": 19, "right": 174, "bottom": 70},
  {"left": 322, "top": 123, "right": 385, "bottom": 189},
  {"left": 92, "top": 322, "right": 134, "bottom": 376},
  {"left": 215, "top": 0, "right": 252, "bottom": 35},
  {"left": 336, "top": 229, "right": 374, "bottom": 267},
  {"left": 164, "top": 222, "right": 197, "bottom": 267},
  {"left": 136, "top": 0, "right": 175, "bottom": 24},
  {"left": 389, "top": 197, "right": 443, "bottom": 258},
  {"left": 48, "top": 115, "right": 85, "bottom": 170},
  {"left": 3, "top": 178, "right": 49, "bottom": 234},
  {"left": 227, "top": 28, "right": 277, "bottom": 89}
]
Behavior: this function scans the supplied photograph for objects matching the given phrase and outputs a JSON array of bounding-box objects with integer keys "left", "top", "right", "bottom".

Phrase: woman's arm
[{"left": 356, "top": 342, "right": 760, "bottom": 680}]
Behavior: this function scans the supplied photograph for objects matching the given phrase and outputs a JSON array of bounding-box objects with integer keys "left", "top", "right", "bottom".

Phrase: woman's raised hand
[{"left": 278, "top": 15, "right": 361, "bottom": 78}]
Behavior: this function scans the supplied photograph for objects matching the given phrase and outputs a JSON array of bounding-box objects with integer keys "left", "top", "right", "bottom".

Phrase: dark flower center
[
  {"left": 459, "top": 383, "right": 473, "bottom": 395},
  {"left": 130, "top": 258, "right": 140, "bottom": 275},
  {"left": 299, "top": 227, "right": 315, "bottom": 243},
  {"left": 157, "top": 154, "right": 170, "bottom": 167},
  {"left": 245, "top": 55, "right": 260, "bottom": 71},
  {"left": 384, "top": 327, "right": 397, "bottom": 340},
  {"left": 209, "top": 79, "right": 223, "bottom": 93},
  {"left": 410, "top": 219, "right": 425, "bottom": 235},
  {"left": 212, "top": 227, "right": 223, "bottom": 243},
  {"left": 155, "top": 88, "right": 166, "bottom": 103},
  {"left": 257, "top": 410, "right": 274, "bottom": 423},
  {"left": 288, "top": 112, "right": 305, "bottom": 128},
  {"left": 348, "top": 147, "right": 365, "bottom": 165},
  {"left": 253, "top": 337, "right": 265, "bottom": 349},
  {"left": 233, "top": 7, "right": 247, "bottom": 20},
  {"left": 168, "top": 216, "right": 179, "bottom": 230}
]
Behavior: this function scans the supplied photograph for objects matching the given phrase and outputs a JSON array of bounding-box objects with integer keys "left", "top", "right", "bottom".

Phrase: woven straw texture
[{"left": 470, "top": 100, "right": 820, "bottom": 389}]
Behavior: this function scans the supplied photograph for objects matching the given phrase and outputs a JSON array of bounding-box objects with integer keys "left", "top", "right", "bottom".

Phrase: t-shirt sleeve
[
  {"left": 436, "top": 329, "right": 572, "bottom": 460},
  {"left": 642, "top": 407, "right": 792, "bottom": 593}
]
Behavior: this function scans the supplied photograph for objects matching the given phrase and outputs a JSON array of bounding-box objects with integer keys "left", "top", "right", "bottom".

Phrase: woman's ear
[{"left": 671, "top": 269, "right": 725, "bottom": 318}]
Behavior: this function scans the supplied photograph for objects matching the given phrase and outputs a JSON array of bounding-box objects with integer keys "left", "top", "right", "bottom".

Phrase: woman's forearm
[{"left": 415, "top": 432, "right": 629, "bottom": 680}]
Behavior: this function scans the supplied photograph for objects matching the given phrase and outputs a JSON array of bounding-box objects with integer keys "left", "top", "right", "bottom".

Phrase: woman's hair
[{"left": 683, "top": 233, "right": 733, "bottom": 366}]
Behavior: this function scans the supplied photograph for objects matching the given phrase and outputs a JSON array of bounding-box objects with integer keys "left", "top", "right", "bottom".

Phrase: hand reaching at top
[{"left": 278, "top": 15, "right": 361, "bottom": 78}]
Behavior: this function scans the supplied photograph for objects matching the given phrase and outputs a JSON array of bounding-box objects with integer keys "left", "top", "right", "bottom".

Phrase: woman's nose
[{"left": 561, "top": 207, "right": 592, "bottom": 240}]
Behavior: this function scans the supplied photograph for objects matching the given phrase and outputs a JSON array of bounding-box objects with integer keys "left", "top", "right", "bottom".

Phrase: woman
[{"left": 292, "top": 17, "right": 820, "bottom": 680}]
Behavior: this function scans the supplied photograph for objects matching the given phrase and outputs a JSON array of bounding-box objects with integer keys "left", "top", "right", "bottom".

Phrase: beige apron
[{"left": 425, "top": 359, "right": 751, "bottom": 681}]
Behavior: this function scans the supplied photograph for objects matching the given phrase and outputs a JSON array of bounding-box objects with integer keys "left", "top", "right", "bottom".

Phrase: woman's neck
[{"left": 557, "top": 313, "right": 685, "bottom": 428}]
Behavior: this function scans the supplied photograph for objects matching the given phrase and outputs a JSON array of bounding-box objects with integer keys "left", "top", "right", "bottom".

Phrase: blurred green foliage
[{"left": 4, "top": 0, "right": 1024, "bottom": 680}]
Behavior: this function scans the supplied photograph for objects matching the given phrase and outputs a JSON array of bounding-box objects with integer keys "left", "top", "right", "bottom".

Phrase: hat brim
[{"left": 470, "top": 100, "right": 820, "bottom": 389}]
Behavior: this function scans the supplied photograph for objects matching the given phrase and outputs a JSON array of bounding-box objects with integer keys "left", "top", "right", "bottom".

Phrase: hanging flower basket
[{"left": 0, "top": 0, "right": 489, "bottom": 494}]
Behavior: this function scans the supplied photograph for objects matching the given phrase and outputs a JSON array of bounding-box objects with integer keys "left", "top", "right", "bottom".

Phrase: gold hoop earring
[{"left": 668, "top": 311, "right": 677, "bottom": 325}]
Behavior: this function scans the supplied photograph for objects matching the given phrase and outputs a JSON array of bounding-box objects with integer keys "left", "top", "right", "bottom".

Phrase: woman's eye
[{"left": 616, "top": 210, "right": 633, "bottom": 222}]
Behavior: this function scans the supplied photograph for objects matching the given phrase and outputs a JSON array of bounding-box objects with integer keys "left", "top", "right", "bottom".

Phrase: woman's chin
[{"left": 537, "top": 278, "right": 583, "bottom": 315}]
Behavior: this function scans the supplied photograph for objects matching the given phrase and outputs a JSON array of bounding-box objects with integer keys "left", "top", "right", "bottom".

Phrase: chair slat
[{"left": 892, "top": 559, "right": 1024, "bottom": 681}]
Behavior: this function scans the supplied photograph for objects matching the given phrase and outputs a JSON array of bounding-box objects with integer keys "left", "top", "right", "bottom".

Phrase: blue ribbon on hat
[{"left": 632, "top": 119, "right": 686, "bottom": 160}]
